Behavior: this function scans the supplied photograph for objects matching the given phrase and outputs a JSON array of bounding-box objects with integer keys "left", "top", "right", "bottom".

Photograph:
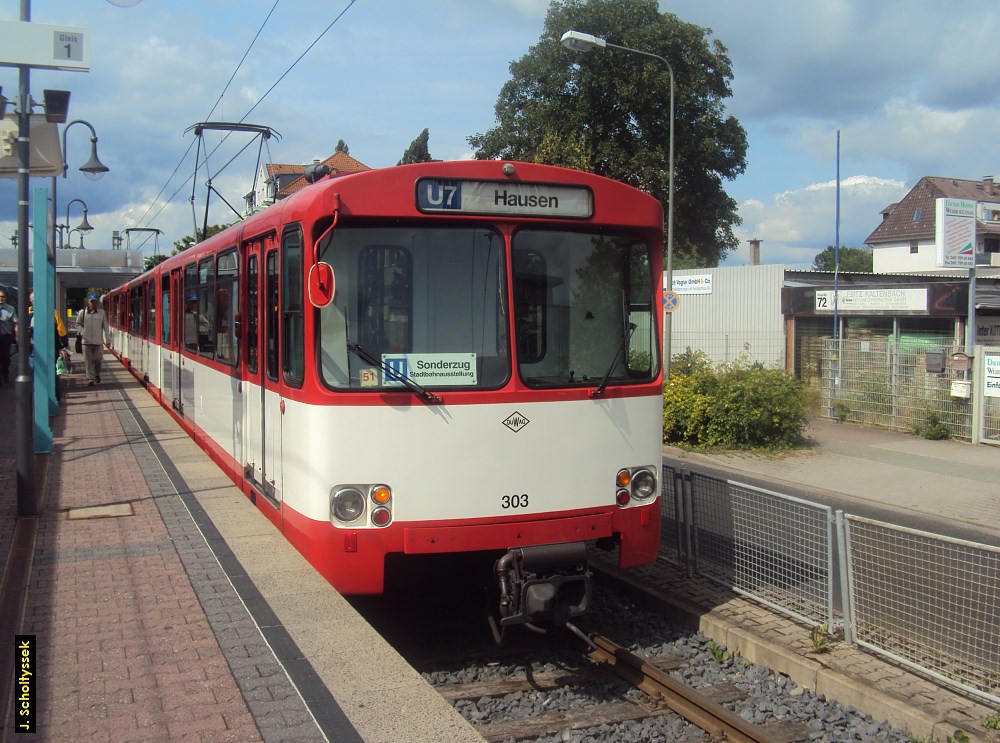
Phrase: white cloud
[{"left": 727, "top": 174, "right": 906, "bottom": 268}]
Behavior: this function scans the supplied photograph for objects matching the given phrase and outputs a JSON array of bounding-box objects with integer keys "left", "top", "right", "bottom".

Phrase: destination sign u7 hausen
[{"left": 416, "top": 178, "right": 593, "bottom": 219}]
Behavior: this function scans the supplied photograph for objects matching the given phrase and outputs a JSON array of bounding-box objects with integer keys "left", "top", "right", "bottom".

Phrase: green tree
[
  {"left": 398, "top": 128, "right": 433, "bottom": 165},
  {"left": 335, "top": 139, "right": 350, "bottom": 154},
  {"left": 468, "top": 0, "right": 747, "bottom": 267},
  {"left": 811, "top": 246, "right": 873, "bottom": 272},
  {"left": 171, "top": 224, "right": 229, "bottom": 255},
  {"left": 144, "top": 254, "right": 169, "bottom": 271}
]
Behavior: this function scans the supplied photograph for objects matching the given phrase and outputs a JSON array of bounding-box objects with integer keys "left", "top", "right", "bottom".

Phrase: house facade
[
  {"left": 243, "top": 150, "right": 370, "bottom": 215},
  {"left": 865, "top": 175, "right": 1000, "bottom": 272}
]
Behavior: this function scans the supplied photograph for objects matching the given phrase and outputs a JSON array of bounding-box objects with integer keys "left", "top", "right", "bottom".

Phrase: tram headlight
[
  {"left": 331, "top": 487, "right": 365, "bottom": 523},
  {"left": 630, "top": 468, "right": 656, "bottom": 500}
]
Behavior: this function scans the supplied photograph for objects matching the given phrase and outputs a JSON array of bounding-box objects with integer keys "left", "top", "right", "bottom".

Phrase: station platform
[{"left": 0, "top": 353, "right": 483, "bottom": 743}]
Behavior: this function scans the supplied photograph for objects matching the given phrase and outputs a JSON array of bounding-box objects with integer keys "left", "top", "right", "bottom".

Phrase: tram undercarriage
[{"left": 489, "top": 542, "right": 591, "bottom": 643}]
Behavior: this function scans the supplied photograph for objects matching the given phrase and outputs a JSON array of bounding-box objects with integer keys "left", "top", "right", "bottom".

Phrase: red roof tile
[{"left": 865, "top": 176, "right": 1000, "bottom": 245}]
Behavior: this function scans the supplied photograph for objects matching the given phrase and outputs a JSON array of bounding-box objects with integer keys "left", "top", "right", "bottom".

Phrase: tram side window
[
  {"left": 160, "top": 274, "right": 171, "bottom": 345},
  {"left": 265, "top": 251, "right": 279, "bottom": 380},
  {"left": 197, "top": 257, "right": 215, "bottom": 358},
  {"left": 215, "top": 250, "right": 239, "bottom": 365},
  {"left": 130, "top": 287, "right": 141, "bottom": 336},
  {"left": 282, "top": 228, "right": 304, "bottom": 385},
  {"left": 147, "top": 278, "right": 156, "bottom": 339},
  {"left": 625, "top": 243, "right": 654, "bottom": 376},
  {"left": 183, "top": 263, "right": 198, "bottom": 353},
  {"left": 357, "top": 245, "right": 412, "bottom": 354},
  {"left": 247, "top": 255, "right": 259, "bottom": 374}
]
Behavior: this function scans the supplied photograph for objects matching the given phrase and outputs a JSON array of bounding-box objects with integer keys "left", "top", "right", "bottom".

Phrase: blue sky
[{"left": 3, "top": 0, "right": 1000, "bottom": 268}]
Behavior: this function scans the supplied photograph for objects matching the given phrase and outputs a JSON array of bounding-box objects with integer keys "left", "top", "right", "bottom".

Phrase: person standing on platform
[
  {"left": 0, "top": 291, "right": 17, "bottom": 385},
  {"left": 77, "top": 294, "right": 109, "bottom": 387}
]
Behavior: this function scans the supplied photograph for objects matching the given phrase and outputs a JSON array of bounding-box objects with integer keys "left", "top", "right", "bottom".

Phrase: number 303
[{"left": 501, "top": 494, "right": 529, "bottom": 509}]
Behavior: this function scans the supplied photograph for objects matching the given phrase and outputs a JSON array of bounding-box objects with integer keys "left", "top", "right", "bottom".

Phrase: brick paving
[{"left": 0, "top": 359, "right": 299, "bottom": 742}]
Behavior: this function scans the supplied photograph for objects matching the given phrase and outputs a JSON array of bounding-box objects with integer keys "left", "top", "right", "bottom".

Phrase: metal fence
[
  {"left": 661, "top": 466, "right": 1000, "bottom": 704},
  {"left": 819, "top": 338, "right": 975, "bottom": 439},
  {"left": 672, "top": 331, "right": 786, "bottom": 368},
  {"left": 845, "top": 516, "right": 1000, "bottom": 703}
]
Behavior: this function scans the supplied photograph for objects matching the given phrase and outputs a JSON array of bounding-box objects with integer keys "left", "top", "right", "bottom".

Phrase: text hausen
[{"left": 416, "top": 178, "right": 592, "bottom": 219}]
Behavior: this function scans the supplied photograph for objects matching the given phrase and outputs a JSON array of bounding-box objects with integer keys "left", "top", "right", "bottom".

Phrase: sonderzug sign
[{"left": 416, "top": 178, "right": 593, "bottom": 218}]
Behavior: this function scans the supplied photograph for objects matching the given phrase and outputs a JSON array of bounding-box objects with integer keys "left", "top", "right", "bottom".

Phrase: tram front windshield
[{"left": 317, "top": 225, "right": 657, "bottom": 392}]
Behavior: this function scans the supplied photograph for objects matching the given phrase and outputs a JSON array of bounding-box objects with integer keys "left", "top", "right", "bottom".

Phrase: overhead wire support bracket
[{"left": 184, "top": 121, "right": 282, "bottom": 242}]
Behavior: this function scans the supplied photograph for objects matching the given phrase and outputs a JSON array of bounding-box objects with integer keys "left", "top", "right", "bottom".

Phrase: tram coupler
[{"left": 490, "top": 542, "right": 591, "bottom": 643}]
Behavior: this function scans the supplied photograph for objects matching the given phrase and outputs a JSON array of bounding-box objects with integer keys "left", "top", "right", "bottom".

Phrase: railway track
[{"left": 437, "top": 629, "right": 813, "bottom": 743}]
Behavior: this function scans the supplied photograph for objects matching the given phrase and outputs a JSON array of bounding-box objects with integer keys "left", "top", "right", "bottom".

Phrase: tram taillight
[{"left": 614, "top": 466, "right": 657, "bottom": 507}]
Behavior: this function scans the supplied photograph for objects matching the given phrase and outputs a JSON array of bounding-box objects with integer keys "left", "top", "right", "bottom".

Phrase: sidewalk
[
  {"left": 663, "top": 417, "right": 1000, "bottom": 543},
  {"left": 0, "top": 355, "right": 483, "bottom": 743},
  {"left": 0, "top": 365, "right": 273, "bottom": 742}
]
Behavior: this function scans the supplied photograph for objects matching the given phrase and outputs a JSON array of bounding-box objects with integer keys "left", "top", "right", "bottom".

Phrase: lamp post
[
  {"left": 560, "top": 30, "right": 676, "bottom": 378},
  {"left": 10, "top": 0, "right": 135, "bottom": 521},
  {"left": 51, "top": 119, "right": 108, "bottom": 250},
  {"left": 66, "top": 228, "right": 85, "bottom": 250},
  {"left": 65, "top": 198, "right": 93, "bottom": 246}
]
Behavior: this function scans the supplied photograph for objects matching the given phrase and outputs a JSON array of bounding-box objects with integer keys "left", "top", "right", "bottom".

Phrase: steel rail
[{"left": 585, "top": 633, "right": 782, "bottom": 743}]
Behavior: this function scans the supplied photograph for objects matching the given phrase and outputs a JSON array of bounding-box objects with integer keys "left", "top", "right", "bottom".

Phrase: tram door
[
  {"left": 242, "top": 235, "right": 281, "bottom": 504},
  {"left": 160, "top": 271, "right": 178, "bottom": 409}
]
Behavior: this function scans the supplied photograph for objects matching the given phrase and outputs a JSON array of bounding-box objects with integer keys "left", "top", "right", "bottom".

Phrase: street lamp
[
  {"left": 62, "top": 119, "right": 109, "bottom": 181},
  {"left": 51, "top": 119, "right": 108, "bottom": 249},
  {"left": 66, "top": 228, "right": 86, "bottom": 250},
  {"left": 560, "top": 30, "right": 676, "bottom": 378},
  {"left": 64, "top": 198, "right": 93, "bottom": 248}
]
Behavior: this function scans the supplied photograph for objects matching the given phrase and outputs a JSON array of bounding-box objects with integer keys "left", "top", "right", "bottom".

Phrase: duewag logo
[{"left": 502, "top": 411, "right": 530, "bottom": 433}]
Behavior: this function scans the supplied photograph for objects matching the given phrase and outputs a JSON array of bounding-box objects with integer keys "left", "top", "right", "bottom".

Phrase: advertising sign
[
  {"left": 813, "top": 288, "right": 927, "bottom": 313},
  {"left": 986, "top": 352, "right": 1000, "bottom": 398},
  {"left": 935, "top": 198, "right": 975, "bottom": 268},
  {"left": 670, "top": 273, "right": 713, "bottom": 295}
]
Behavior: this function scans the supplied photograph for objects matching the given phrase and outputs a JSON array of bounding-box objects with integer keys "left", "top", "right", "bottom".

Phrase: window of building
[
  {"left": 909, "top": 242, "right": 919, "bottom": 254},
  {"left": 912, "top": 208, "right": 923, "bottom": 222}
]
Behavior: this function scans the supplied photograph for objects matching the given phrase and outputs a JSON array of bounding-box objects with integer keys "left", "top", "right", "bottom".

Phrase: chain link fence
[
  {"left": 813, "top": 337, "right": 974, "bottom": 439},
  {"left": 661, "top": 468, "right": 1000, "bottom": 704},
  {"left": 845, "top": 515, "right": 1000, "bottom": 702},
  {"left": 672, "top": 331, "right": 786, "bottom": 367}
]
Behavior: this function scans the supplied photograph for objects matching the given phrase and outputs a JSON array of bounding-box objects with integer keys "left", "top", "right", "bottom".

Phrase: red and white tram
[{"left": 107, "top": 160, "right": 663, "bottom": 630}]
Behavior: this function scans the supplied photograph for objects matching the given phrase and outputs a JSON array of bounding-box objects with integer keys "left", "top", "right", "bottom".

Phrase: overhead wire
[
  {"left": 130, "top": 0, "right": 282, "bottom": 230},
  {"left": 133, "top": 0, "right": 357, "bottom": 237}
]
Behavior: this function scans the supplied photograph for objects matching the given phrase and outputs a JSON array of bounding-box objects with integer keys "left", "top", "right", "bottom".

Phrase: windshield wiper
[
  {"left": 347, "top": 343, "right": 443, "bottom": 404},
  {"left": 591, "top": 323, "right": 636, "bottom": 397}
]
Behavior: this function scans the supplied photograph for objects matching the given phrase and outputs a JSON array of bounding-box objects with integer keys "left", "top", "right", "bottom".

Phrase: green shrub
[
  {"left": 670, "top": 346, "right": 713, "bottom": 376},
  {"left": 913, "top": 412, "right": 950, "bottom": 440},
  {"left": 663, "top": 358, "right": 808, "bottom": 450}
]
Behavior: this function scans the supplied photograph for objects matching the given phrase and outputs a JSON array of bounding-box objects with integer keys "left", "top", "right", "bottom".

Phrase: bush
[
  {"left": 913, "top": 412, "right": 950, "bottom": 440},
  {"left": 663, "top": 359, "right": 808, "bottom": 450}
]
